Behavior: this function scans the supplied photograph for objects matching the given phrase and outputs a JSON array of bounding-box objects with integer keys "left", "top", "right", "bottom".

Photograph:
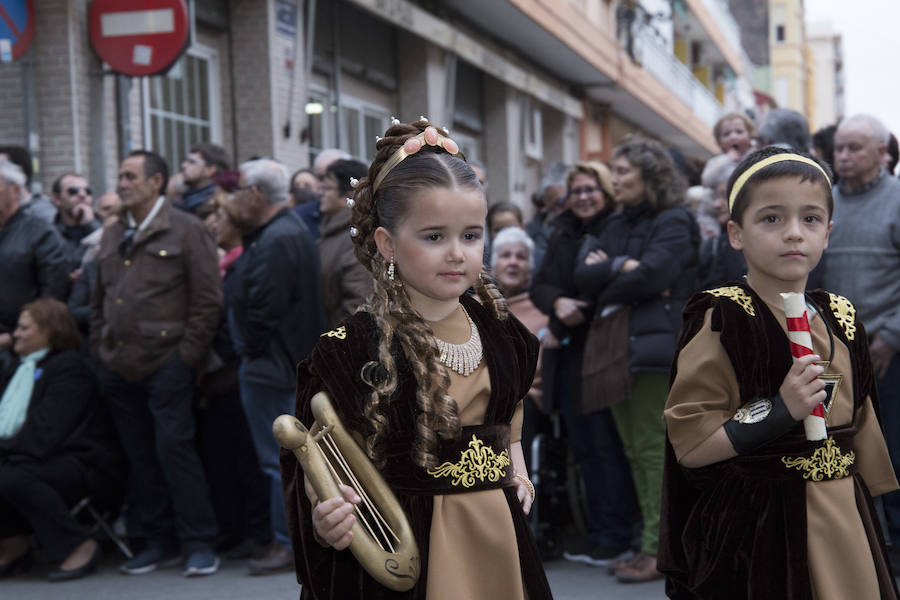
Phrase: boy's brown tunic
[{"left": 660, "top": 282, "right": 898, "bottom": 599}]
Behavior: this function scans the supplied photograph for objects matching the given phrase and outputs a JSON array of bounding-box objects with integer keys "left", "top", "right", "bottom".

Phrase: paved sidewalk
[{"left": 0, "top": 554, "right": 666, "bottom": 599}]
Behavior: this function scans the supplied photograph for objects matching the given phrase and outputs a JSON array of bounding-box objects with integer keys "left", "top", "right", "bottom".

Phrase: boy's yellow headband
[{"left": 728, "top": 154, "right": 832, "bottom": 212}]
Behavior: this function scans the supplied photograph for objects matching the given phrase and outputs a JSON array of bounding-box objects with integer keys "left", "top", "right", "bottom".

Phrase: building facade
[
  {"left": 1, "top": 0, "right": 757, "bottom": 216},
  {"left": 806, "top": 21, "right": 844, "bottom": 131}
]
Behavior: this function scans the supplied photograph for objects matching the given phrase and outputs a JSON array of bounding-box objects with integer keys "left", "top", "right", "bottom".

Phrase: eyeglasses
[
  {"left": 67, "top": 186, "right": 91, "bottom": 196},
  {"left": 569, "top": 186, "right": 601, "bottom": 197}
]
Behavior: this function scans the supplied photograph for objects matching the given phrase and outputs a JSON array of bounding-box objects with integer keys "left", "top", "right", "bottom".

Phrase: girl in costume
[
  {"left": 280, "top": 119, "right": 553, "bottom": 600},
  {"left": 659, "top": 146, "right": 898, "bottom": 599}
]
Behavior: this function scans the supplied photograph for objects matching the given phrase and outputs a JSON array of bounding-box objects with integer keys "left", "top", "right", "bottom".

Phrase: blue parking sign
[{"left": 0, "top": 0, "right": 35, "bottom": 62}]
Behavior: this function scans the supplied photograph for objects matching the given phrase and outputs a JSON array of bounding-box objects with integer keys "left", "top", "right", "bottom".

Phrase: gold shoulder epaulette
[
  {"left": 827, "top": 293, "right": 856, "bottom": 340},
  {"left": 703, "top": 286, "right": 755, "bottom": 316},
  {"left": 321, "top": 325, "right": 347, "bottom": 340}
]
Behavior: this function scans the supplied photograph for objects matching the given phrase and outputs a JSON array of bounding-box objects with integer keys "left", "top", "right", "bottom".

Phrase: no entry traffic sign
[
  {"left": 0, "top": 0, "right": 36, "bottom": 62},
  {"left": 88, "top": 0, "right": 189, "bottom": 77}
]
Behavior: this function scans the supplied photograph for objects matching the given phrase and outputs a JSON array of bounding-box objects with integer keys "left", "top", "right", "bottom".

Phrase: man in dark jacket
[
  {"left": 50, "top": 172, "right": 100, "bottom": 268},
  {"left": 90, "top": 150, "right": 223, "bottom": 577},
  {"left": 0, "top": 159, "right": 69, "bottom": 334},
  {"left": 231, "top": 158, "right": 326, "bottom": 575},
  {"left": 174, "top": 143, "right": 231, "bottom": 214}
]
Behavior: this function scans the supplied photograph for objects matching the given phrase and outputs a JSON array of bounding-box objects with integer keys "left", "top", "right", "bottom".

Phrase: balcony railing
[
  {"left": 699, "top": 0, "right": 741, "bottom": 54},
  {"left": 635, "top": 30, "right": 723, "bottom": 128}
]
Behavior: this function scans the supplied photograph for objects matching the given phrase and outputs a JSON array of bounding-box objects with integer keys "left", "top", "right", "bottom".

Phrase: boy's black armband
[{"left": 723, "top": 394, "right": 798, "bottom": 455}]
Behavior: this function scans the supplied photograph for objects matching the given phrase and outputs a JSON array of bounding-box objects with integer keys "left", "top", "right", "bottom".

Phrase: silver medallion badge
[{"left": 732, "top": 398, "right": 773, "bottom": 424}]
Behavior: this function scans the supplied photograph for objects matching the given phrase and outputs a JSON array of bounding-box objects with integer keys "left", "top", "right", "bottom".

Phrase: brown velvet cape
[
  {"left": 658, "top": 282, "right": 898, "bottom": 599},
  {"left": 280, "top": 294, "right": 553, "bottom": 600}
]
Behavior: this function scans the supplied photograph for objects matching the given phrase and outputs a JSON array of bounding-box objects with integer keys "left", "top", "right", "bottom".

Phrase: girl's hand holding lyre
[{"left": 311, "top": 483, "right": 361, "bottom": 550}]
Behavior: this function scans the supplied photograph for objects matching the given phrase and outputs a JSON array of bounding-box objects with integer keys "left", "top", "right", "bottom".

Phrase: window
[
  {"left": 524, "top": 101, "right": 543, "bottom": 161},
  {"left": 775, "top": 25, "right": 786, "bottom": 43},
  {"left": 306, "top": 86, "right": 390, "bottom": 163},
  {"left": 142, "top": 45, "right": 222, "bottom": 171}
]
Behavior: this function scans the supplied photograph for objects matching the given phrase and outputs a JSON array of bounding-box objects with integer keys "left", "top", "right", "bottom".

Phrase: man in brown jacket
[{"left": 90, "top": 150, "right": 222, "bottom": 577}]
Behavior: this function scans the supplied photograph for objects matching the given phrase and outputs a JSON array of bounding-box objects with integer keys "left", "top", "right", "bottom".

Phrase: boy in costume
[{"left": 659, "top": 146, "right": 898, "bottom": 599}]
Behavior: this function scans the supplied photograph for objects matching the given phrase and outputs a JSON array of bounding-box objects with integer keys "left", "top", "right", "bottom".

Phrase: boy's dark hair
[
  {"left": 325, "top": 159, "right": 368, "bottom": 196},
  {"left": 0, "top": 145, "right": 33, "bottom": 185},
  {"left": 190, "top": 143, "right": 231, "bottom": 173},
  {"left": 727, "top": 146, "right": 833, "bottom": 226},
  {"left": 128, "top": 150, "right": 169, "bottom": 196}
]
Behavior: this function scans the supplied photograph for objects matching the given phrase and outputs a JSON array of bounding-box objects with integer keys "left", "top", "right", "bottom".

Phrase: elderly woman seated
[
  {"left": 490, "top": 227, "right": 550, "bottom": 460},
  {"left": 0, "top": 299, "right": 125, "bottom": 581}
]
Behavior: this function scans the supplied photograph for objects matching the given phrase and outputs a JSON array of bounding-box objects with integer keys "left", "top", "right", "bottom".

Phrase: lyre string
[
  {"left": 316, "top": 441, "right": 388, "bottom": 550},
  {"left": 320, "top": 432, "right": 400, "bottom": 551},
  {"left": 321, "top": 433, "right": 396, "bottom": 552}
]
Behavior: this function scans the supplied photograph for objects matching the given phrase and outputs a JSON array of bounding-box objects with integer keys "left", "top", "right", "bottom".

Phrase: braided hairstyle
[{"left": 349, "top": 119, "right": 508, "bottom": 469}]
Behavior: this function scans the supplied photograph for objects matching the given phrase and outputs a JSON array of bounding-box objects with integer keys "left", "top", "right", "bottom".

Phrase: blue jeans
[
  {"left": 875, "top": 354, "right": 900, "bottom": 542},
  {"left": 238, "top": 364, "right": 294, "bottom": 547},
  {"left": 556, "top": 344, "right": 636, "bottom": 549}
]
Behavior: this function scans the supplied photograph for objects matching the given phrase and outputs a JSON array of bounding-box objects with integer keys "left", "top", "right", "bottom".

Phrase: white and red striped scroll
[{"left": 780, "top": 292, "right": 827, "bottom": 441}]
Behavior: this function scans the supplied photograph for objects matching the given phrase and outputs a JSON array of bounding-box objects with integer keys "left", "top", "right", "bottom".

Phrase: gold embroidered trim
[
  {"left": 828, "top": 293, "right": 856, "bottom": 341},
  {"left": 781, "top": 437, "right": 855, "bottom": 481},
  {"left": 321, "top": 326, "right": 347, "bottom": 340},
  {"left": 426, "top": 435, "right": 510, "bottom": 488},
  {"left": 704, "top": 286, "right": 755, "bottom": 316}
]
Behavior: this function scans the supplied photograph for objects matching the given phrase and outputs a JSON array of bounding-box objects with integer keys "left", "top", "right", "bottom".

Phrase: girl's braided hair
[{"left": 349, "top": 118, "right": 508, "bottom": 469}]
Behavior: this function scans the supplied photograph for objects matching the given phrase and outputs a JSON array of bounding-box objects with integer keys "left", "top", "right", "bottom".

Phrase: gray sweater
[{"left": 822, "top": 170, "right": 900, "bottom": 350}]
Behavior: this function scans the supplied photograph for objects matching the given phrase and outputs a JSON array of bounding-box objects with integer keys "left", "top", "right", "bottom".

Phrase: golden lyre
[{"left": 273, "top": 392, "right": 419, "bottom": 591}]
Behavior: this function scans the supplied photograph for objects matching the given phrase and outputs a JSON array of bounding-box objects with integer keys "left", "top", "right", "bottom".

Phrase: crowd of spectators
[{"left": 1, "top": 104, "right": 899, "bottom": 588}]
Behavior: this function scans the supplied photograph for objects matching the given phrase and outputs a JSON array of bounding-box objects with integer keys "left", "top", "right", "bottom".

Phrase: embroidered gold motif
[
  {"left": 704, "top": 286, "right": 755, "bottom": 316},
  {"left": 426, "top": 435, "right": 510, "bottom": 488},
  {"left": 781, "top": 437, "right": 855, "bottom": 481},
  {"left": 732, "top": 399, "right": 772, "bottom": 423},
  {"left": 828, "top": 293, "right": 856, "bottom": 340},
  {"left": 321, "top": 326, "right": 347, "bottom": 340}
]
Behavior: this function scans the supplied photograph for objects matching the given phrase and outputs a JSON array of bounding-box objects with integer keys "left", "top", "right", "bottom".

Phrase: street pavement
[{"left": 0, "top": 554, "right": 666, "bottom": 599}]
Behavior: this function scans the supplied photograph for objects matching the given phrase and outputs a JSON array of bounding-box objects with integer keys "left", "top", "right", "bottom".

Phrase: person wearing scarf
[{"left": 0, "top": 299, "right": 125, "bottom": 582}]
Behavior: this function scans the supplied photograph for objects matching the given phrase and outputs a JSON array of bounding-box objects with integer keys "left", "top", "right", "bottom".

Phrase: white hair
[
  {"left": 312, "top": 148, "right": 351, "bottom": 174},
  {"left": 240, "top": 159, "right": 291, "bottom": 205},
  {"left": 701, "top": 154, "right": 737, "bottom": 189},
  {"left": 839, "top": 114, "right": 890, "bottom": 146},
  {"left": 0, "top": 159, "right": 26, "bottom": 188},
  {"left": 490, "top": 226, "right": 535, "bottom": 270}
]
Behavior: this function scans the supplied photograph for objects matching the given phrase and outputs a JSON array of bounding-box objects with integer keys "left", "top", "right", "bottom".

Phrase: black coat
[
  {"left": 281, "top": 294, "right": 551, "bottom": 599},
  {"left": 0, "top": 208, "right": 70, "bottom": 333},
  {"left": 0, "top": 349, "right": 126, "bottom": 494},
  {"left": 574, "top": 202, "right": 699, "bottom": 372},
  {"left": 231, "top": 208, "right": 326, "bottom": 389},
  {"left": 529, "top": 208, "right": 614, "bottom": 341}
]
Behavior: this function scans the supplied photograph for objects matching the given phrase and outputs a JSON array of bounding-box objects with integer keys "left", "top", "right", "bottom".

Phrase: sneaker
[
  {"left": 563, "top": 539, "right": 634, "bottom": 568},
  {"left": 184, "top": 548, "right": 220, "bottom": 577},
  {"left": 120, "top": 544, "right": 181, "bottom": 575}
]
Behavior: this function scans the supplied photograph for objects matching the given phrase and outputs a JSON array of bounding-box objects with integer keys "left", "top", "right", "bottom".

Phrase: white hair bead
[
  {"left": 391, "top": 117, "right": 400, "bottom": 126},
  {"left": 349, "top": 177, "right": 359, "bottom": 188},
  {"left": 346, "top": 197, "right": 355, "bottom": 208},
  {"left": 349, "top": 226, "right": 359, "bottom": 237},
  {"left": 419, "top": 115, "right": 428, "bottom": 122}
]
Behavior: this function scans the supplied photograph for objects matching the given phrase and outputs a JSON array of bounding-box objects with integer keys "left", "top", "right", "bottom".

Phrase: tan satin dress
[
  {"left": 424, "top": 305, "right": 526, "bottom": 600},
  {"left": 665, "top": 297, "right": 897, "bottom": 600}
]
